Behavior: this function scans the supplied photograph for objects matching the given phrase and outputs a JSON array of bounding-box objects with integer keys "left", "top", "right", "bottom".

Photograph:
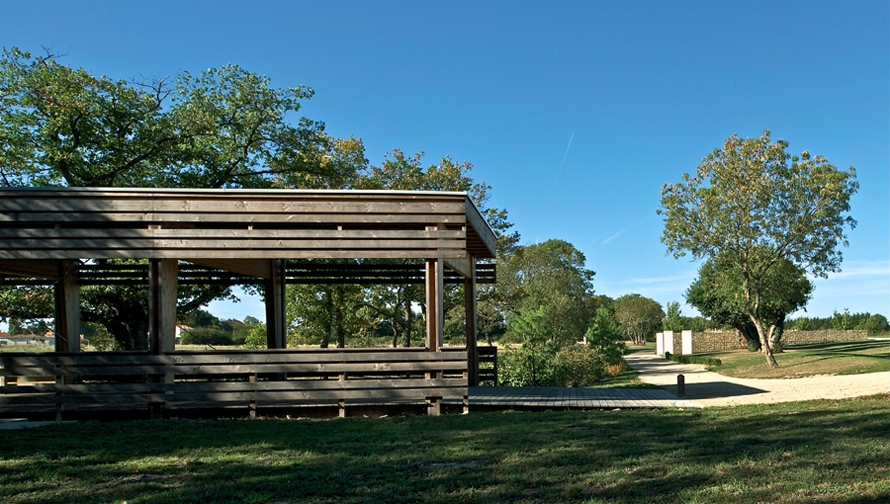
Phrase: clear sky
[{"left": 2, "top": 0, "right": 887, "bottom": 323}]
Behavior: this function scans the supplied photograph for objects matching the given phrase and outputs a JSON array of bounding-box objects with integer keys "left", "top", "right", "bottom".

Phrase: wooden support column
[
  {"left": 265, "top": 259, "right": 287, "bottom": 349},
  {"left": 465, "top": 255, "right": 478, "bottom": 387},
  {"left": 148, "top": 258, "right": 177, "bottom": 420},
  {"left": 425, "top": 258, "right": 444, "bottom": 352},
  {"left": 148, "top": 259, "right": 179, "bottom": 355},
  {"left": 53, "top": 260, "right": 81, "bottom": 353},
  {"left": 425, "top": 256, "right": 444, "bottom": 416}
]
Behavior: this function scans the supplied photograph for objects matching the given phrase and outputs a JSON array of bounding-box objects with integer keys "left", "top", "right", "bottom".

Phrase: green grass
[
  {"left": 1, "top": 395, "right": 888, "bottom": 503},
  {"left": 697, "top": 341, "right": 890, "bottom": 378}
]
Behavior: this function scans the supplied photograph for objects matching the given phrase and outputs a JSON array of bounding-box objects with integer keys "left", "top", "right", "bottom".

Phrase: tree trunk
[
  {"left": 751, "top": 317, "right": 779, "bottom": 368},
  {"left": 404, "top": 302, "right": 413, "bottom": 348}
]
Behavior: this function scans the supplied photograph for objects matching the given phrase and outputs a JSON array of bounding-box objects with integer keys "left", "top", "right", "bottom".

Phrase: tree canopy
[
  {"left": 0, "top": 47, "right": 353, "bottom": 189},
  {"left": 612, "top": 293, "right": 664, "bottom": 346},
  {"left": 660, "top": 131, "right": 857, "bottom": 367},
  {"left": 499, "top": 239, "right": 595, "bottom": 346}
]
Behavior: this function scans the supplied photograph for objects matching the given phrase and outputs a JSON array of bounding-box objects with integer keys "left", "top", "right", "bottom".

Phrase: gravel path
[{"left": 625, "top": 351, "right": 890, "bottom": 407}]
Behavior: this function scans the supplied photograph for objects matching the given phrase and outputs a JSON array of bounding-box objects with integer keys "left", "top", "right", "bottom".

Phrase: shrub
[
  {"left": 242, "top": 322, "right": 268, "bottom": 349},
  {"left": 180, "top": 327, "right": 238, "bottom": 346},
  {"left": 558, "top": 344, "right": 605, "bottom": 386},
  {"left": 605, "top": 361, "right": 627, "bottom": 377}
]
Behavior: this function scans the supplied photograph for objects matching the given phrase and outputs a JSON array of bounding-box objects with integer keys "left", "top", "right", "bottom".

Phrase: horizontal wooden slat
[
  {"left": 0, "top": 350, "right": 466, "bottom": 367},
  {"left": 0, "top": 249, "right": 469, "bottom": 260},
  {"left": 0, "top": 199, "right": 466, "bottom": 215},
  {"left": 0, "top": 212, "right": 466, "bottom": 225},
  {"left": 0, "top": 238, "right": 466, "bottom": 251},
  {"left": 0, "top": 229, "right": 466, "bottom": 240}
]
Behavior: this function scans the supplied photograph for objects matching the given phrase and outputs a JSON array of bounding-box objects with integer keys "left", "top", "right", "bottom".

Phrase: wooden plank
[
  {"left": 0, "top": 229, "right": 465, "bottom": 240},
  {"left": 0, "top": 212, "right": 467, "bottom": 225},
  {"left": 0, "top": 259, "right": 61, "bottom": 279},
  {"left": 187, "top": 259, "right": 272, "bottom": 279},
  {"left": 0, "top": 378, "right": 466, "bottom": 395},
  {"left": 0, "top": 199, "right": 467, "bottom": 215},
  {"left": 444, "top": 256, "right": 473, "bottom": 278},
  {"left": 464, "top": 198, "right": 497, "bottom": 257},
  {"left": 0, "top": 249, "right": 469, "bottom": 260},
  {"left": 0, "top": 350, "right": 467, "bottom": 366},
  {"left": 0, "top": 238, "right": 467, "bottom": 250}
]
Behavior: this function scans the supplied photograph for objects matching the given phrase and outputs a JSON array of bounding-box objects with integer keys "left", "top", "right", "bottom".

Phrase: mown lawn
[
  {"left": 698, "top": 341, "right": 890, "bottom": 378},
  {"left": 2, "top": 395, "right": 888, "bottom": 504}
]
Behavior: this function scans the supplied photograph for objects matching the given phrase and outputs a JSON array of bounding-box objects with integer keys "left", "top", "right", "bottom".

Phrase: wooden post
[
  {"left": 53, "top": 260, "right": 81, "bottom": 353},
  {"left": 425, "top": 256, "right": 444, "bottom": 416},
  {"left": 425, "top": 258, "right": 444, "bottom": 352},
  {"left": 149, "top": 259, "right": 178, "bottom": 355},
  {"left": 148, "top": 258, "right": 177, "bottom": 420},
  {"left": 265, "top": 259, "right": 287, "bottom": 349},
  {"left": 464, "top": 256, "right": 478, "bottom": 387}
]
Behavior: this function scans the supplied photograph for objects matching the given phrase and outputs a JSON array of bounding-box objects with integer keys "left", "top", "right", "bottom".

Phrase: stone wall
[{"left": 688, "top": 329, "right": 868, "bottom": 353}]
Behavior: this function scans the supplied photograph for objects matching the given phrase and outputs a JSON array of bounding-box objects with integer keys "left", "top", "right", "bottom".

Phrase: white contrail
[{"left": 554, "top": 132, "right": 574, "bottom": 188}]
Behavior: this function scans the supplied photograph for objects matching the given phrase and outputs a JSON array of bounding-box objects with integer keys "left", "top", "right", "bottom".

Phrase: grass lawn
[
  {"left": 695, "top": 341, "right": 890, "bottom": 379},
  {"left": 1, "top": 395, "right": 888, "bottom": 504}
]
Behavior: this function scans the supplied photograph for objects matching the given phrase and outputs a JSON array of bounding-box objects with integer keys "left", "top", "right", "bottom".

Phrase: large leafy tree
[
  {"left": 0, "top": 47, "right": 352, "bottom": 349},
  {"left": 499, "top": 239, "right": 595, "bottom": 346},
  {"left": 0, "top": 47, "right": 343, "bottom": 188},
  {"left": 612, "top": 294, "right": 664, "bottom": 346},
  {"left": 660, "top": 131, "right": 857, "bottom": 367}
]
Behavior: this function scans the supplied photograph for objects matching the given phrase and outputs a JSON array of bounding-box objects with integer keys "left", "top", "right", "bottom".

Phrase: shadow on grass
[{"left": 1, "top": 396, "right": 889, "bottom": 503}]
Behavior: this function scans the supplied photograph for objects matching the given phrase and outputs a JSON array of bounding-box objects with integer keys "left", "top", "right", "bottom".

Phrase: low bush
[
  {"left": 663, "top": 352, "right": 722, "bottom": 367},
  {"left": 180, "top": 327, "right": 239, "bottom": 346}
]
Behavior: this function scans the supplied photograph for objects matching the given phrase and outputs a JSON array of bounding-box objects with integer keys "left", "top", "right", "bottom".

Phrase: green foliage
[
  {"left": 242, "top": 322, "right": 268, "bottom": 349},
  {"left": 180, "top": 326, "right": 239, "bottom": 346},
  {"left": 787, "top": 310, "right": 890, "bottom": 335},
  {"left": 501, "top": 307, "right": 627, "bottom": 387},
  {"left": 500, "top": 307, "right": 562, "bottom": 386},
  {"left": 80, "top": 323, "right": 119, "bottom": 351},
  {"left": 613, "top": 293, "right": 664, "bottom": 346},
  {"left": 686, "top": 254, "right": 812, "bottom": 353},
  {"left": 661, "top": 131, "right": 855, "bottom": 367},
  {"left": 499, "top": 239, "right": 595, "bottom": 346},
  {"left": 663, "top": 351, "right": 722, "bottom": 367},
  {"left": 557, "top": 345, "right": 606, "bottom": 386},
  {"left": 0, "top": 47, "right": 343, "bottom": 188},
  {"left": 585, "top": 307, "right": 625, "bottom": 367}
]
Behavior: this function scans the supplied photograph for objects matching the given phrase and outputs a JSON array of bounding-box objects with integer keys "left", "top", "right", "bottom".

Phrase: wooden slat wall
[
  {"left": 0, "top": 189, "right": 497, "bottom": 262},
  {"left": 0, "top": 349, "right": 468, "bottom": 412}
]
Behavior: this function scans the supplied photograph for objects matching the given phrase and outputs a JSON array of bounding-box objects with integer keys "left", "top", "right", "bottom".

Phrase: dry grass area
[{"left": 698, "top": 341, "right": 889, "bottom": 379}]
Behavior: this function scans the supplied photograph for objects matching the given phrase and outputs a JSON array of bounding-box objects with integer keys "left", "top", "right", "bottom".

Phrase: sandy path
[{"left": 625, "top": 351, "right": 890, "bottom": 407}]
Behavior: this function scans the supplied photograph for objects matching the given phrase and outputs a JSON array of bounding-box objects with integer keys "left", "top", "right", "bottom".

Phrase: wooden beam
[
  {"left": 187, "top": 259, "right": 272, "bottom": 279},
  {"left": 53, "top": 260, "right": 80, "bottom": 353},
  {"left": 444, "top": 256, "right": 472, "bottom": 279},
  {"left": 465, "top": 256, "right": 478, "bottom": 387},
  {"left": 0, "top": 259, "right": 61, "bottom": 279}
]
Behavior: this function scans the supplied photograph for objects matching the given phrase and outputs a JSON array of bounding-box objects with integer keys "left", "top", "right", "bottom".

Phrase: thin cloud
[{"left": 601, "top": 214, "right": 659, "bottom": 245}]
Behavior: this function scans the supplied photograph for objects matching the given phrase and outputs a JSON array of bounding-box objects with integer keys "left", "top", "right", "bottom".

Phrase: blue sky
[{"left": 2, "top": 0, "right": 888, "bottom": 322}]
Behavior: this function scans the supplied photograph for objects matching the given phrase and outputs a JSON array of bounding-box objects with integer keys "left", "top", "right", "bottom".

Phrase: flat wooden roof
[{"left": 0, "top": 188, "right": 496, "bottom": 273}]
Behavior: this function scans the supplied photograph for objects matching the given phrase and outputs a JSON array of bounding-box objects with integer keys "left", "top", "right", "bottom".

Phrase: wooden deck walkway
[{"left": 459, "top": 386, "right": 701, "bottom": 410}]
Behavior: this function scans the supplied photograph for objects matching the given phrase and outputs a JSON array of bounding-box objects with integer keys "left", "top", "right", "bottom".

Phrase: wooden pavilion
[{"left": 0, "top": 188, "right": 496, "bottom": 418}]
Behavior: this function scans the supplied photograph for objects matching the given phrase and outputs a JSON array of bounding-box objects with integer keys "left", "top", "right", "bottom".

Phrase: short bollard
[{"left": 677, "top": 374, "right": 685, "bottom": 397}]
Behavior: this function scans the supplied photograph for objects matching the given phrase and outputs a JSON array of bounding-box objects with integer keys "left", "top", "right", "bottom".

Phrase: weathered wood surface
[
  {"left": 0, "top": 188, "right": 496, "bottom": 264},
  {"left": 0, "top": 349, "right": 469, "bottom": 412}
]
